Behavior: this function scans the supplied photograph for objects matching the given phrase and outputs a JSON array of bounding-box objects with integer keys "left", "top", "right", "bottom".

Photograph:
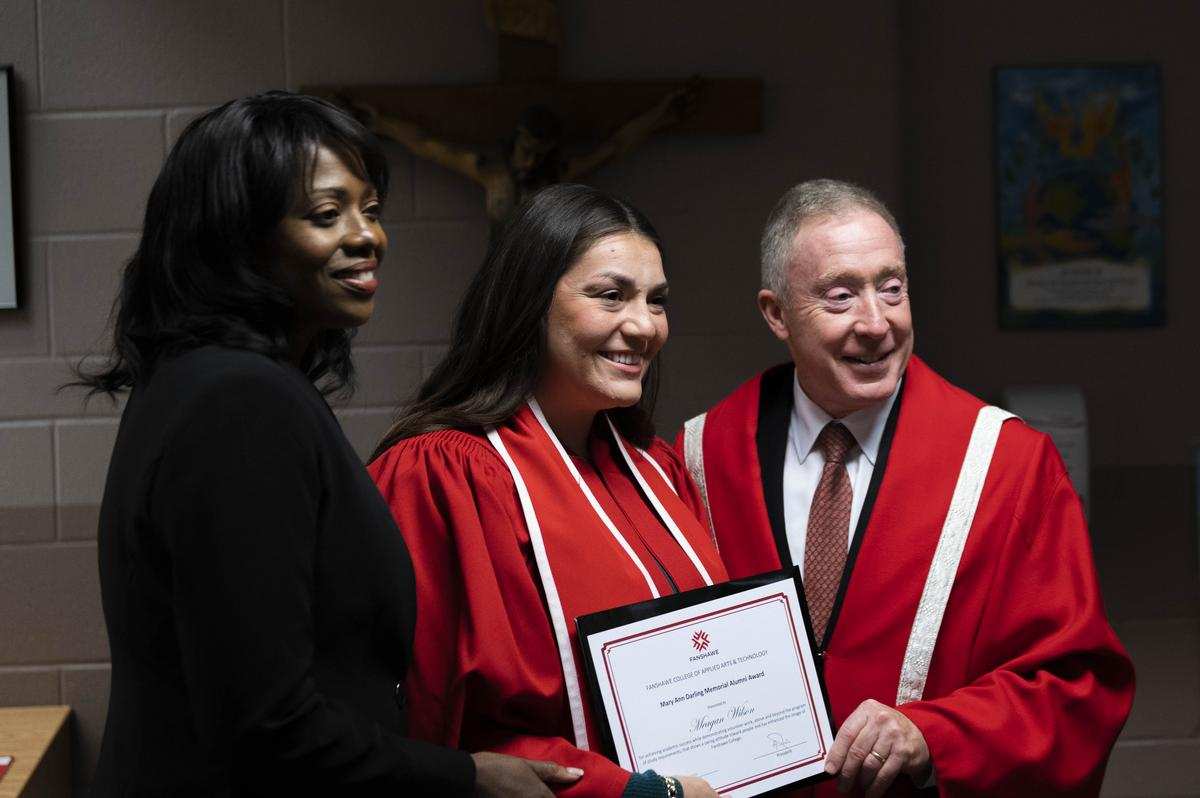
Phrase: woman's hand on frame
[{"left": 471, "top": 752, "right": 583, "bottom": 797}]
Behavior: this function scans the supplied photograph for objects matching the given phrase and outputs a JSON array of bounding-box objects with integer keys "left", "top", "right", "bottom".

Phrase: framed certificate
[{"left": 577, "top": 569, "right": 835, "bottom": 797}]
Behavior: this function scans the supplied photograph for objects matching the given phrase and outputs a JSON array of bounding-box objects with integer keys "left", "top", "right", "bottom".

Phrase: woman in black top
[{"left": 81, "top": 92, "right": 581, "bottom": 797}]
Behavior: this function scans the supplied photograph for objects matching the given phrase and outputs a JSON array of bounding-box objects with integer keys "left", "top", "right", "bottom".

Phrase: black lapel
[
  {"left": 821, "top": 377, "right": 907, "bottom": 651},
  {"left": 755, "top": 365, "right": 795, "bottom": 570}
]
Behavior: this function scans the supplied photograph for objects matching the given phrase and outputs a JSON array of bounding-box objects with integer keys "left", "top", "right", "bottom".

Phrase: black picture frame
[
  {"left": 576, "top": 567, "right": 836, "bottom": 796},
  {"left": 0, "top": 65, "right": 17, "bottom": 310},
  {"left": 993, "top": 64, "right": 1165, "bottom": 329}
]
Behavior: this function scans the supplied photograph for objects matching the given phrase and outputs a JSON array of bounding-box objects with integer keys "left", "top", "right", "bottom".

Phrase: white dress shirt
[{"left": 783, "top": 375, "right": 901, "bottom": 580}]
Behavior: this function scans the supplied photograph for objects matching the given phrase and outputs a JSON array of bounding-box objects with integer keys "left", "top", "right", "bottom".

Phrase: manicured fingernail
[
  {"left": 825, "top": 761, "right": 837, "bottom": 775},
  {"left": 566, "top": 767, "right": 584, "bottom": 777}
]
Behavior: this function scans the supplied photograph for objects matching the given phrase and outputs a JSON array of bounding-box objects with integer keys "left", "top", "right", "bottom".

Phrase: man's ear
[{"left": 758, "top": 289, "right": 790, "bottom": 342}]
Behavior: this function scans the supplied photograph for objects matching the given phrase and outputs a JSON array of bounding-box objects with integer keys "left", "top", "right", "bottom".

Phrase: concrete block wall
[
  {"left": 1091, "top": 465, "right": 1200, "bottom": 796},
  {"left": 8, "top": 1, "right": 1190, "bottom": 793},
  {"left": 0, "top": 1, "right": 901, "bottom": 789}
]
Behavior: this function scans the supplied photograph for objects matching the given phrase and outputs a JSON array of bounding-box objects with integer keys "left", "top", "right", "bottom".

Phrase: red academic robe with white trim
[
  {"left": 677, "top": 355, "right": 1133, "bottom": 797},
  {"left": 370, "top": 413, "right": 728, "bottom": 797}
]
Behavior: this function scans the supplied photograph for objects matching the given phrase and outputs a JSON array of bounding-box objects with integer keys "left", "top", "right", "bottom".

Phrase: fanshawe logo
[{"left": 691, "top": 630, "right": 711, "bottom": 652}]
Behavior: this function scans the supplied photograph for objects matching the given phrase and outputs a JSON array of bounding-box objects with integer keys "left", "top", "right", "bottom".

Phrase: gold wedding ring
[{"left": 869, "top": 750, "right": 888, "bottom": 765}]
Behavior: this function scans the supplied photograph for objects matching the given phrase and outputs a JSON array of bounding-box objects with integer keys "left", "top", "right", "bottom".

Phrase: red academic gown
[
  {"left": 677, "top": 355, "right": 1134, "bottom": 797},
  {"left": 370, "top": 409, "right": 729, "bottom": 797}
]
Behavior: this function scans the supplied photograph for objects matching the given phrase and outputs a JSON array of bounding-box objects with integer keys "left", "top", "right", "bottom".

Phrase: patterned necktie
[{"left": 803, "top": 422, "right": 857, "bottom": 643}]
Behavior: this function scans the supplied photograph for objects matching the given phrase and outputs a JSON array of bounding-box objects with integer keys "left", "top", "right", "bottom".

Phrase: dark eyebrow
[
  {"left": 308, "top": 186, "right": 348, "bottom": 201},
  {"left": 306, "top": 186, "right": 380, "bottom": 204},
  {"left": 590, "top": 270, "right": 669, "bottom": 294}
]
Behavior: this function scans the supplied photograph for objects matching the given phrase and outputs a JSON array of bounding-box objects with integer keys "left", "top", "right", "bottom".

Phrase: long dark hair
[
  {"left": 372, "top": 183, "right": 661, "bottom": 460},
  {"left": 74, "top": 91, "right": 388, "bottom": 398}
]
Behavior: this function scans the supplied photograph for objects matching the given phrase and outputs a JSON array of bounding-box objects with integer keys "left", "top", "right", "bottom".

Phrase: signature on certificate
[{"left": 728, "top": 701, "right": 755, "bottom": 719}]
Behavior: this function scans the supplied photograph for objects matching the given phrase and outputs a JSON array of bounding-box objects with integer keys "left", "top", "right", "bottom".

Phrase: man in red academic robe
[{"left": 677, "top": 179, "right": 1133, "bottom": 797}]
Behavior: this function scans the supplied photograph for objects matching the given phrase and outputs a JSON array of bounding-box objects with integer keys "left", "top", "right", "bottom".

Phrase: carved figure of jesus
[{"left": 348, "top": 81, "right": 700, "bottom": 235}]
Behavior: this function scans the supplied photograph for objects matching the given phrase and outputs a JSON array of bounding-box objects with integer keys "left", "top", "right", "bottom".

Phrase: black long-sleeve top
[{"left": 91, "top": 346, "right": 474, "bottom": 796}]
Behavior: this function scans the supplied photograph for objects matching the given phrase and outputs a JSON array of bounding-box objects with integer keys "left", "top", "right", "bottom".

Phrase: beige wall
[{"left": 0, "top": 1, "right": 899, "bottom": 789}]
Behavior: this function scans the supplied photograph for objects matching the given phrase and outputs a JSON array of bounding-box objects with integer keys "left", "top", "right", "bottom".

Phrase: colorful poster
[{"left": 995, "top": 65, "right": 1163, "bottom": 327}]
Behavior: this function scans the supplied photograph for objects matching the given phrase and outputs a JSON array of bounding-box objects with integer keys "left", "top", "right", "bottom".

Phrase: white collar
[{"left": 789, "top": 371, "right": 901, "bottom": 467}]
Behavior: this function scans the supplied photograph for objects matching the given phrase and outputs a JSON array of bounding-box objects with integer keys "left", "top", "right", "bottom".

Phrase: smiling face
[
  {"left": 758, "top": 207, "right": 912, "bottom": 418},
  {"left": 537, "top": 232, "right": 668, "bottom": 422},
  {"left": 268, "top": 145, "right": 387, "bottom": 359}
]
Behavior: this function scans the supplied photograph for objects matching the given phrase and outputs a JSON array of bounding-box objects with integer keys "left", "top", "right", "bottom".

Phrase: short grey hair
[{"left": 760, "top": 179, "right": 903, "bottom": 295}]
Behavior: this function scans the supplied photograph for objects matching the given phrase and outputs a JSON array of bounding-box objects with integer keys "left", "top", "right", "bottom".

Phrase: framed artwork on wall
[
  {"left": 1, "top": 65, "right": 16, "bottom": 310},
  {"left": 994, "top": 64, "right": 1164, "bottom": 328}
]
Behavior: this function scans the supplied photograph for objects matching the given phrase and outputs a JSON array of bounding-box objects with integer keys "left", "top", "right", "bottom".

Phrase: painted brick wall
[
  {"left": 8, "top": 2, "right": 1191, "bottom": 794},
  {"left": 0, "top": 1, "right": 901, "bottom": 788}
]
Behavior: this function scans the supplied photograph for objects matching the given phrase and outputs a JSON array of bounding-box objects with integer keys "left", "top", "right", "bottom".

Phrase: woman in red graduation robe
[{"left": 369, "top": 185, "right": 728, "bottom": 798}]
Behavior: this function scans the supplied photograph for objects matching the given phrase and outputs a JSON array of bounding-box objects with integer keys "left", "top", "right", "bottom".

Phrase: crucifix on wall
[{"left": 305, "top": 0, "right": 762, "bottom": 236}]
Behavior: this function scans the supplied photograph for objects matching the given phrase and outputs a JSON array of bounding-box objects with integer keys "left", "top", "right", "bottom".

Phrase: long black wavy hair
[
  {"left": 372, "top": 183, "right": 662, "bottom": 460},
  {"left": 75, "top": 91, "right": 388, "bottom": 398}
]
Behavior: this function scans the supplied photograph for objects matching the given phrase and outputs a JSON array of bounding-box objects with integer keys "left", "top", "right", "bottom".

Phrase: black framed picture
[
  {"left": 994, "top": 64, "right": 1164, "bottom": 328},
  {"left": 1, "top": 65, "right": 16, "bottom": 310}
]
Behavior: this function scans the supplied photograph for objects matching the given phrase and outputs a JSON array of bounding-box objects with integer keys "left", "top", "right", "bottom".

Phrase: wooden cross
[
  {"left": 305, "top": 75, "right": 762, "bottom": 147},
  {"left": 303, "top": 5, "right": 761, "bottom": 230},
  {"left": 304, "top": 38, "right": 760, "bottom": 146}
]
